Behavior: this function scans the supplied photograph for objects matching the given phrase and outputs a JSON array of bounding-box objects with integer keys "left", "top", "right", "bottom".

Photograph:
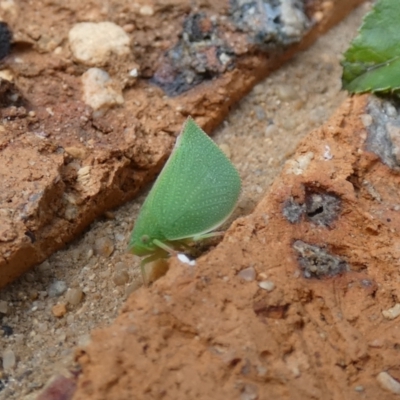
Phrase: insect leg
[
  {"left": 153, "top": 239, "right": 178, "bottom": 255},
  {"left": 192, "top": 231, "right": 224, "bottom": 242}
]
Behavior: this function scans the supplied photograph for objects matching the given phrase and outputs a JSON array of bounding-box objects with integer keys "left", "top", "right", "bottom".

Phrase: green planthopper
[{"left": 129, "top": 117, "right": 241, "bottom": 276}]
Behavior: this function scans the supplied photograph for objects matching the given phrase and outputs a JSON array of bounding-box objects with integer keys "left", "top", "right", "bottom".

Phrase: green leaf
[{"left": 342, "top": 0, "right": 400, "bottom": 94}]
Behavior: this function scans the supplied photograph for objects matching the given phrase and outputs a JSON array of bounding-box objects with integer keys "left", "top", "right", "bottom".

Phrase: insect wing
[{"left": 147, "top": 117, "right": 241, "bottom": 241}]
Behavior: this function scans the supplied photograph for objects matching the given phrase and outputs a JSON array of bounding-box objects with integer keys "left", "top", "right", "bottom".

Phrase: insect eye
[{"left": 141, "top": 235, "right": 149, "bottom": 244}]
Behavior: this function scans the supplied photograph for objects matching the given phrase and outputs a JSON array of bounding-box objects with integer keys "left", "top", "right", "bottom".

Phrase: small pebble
[
  {"left": 0, "top": 300, "right": 8, "bottom": 314},
  {"left": 238, "top": 267, "right": 256, "bottom": 282},
  {"left": 28, "top": 289, "right": 39, "bottom": 300},
  {"left": 81, "top": 68, "right": 124, "bottom": 111},
  {"left": 52, "top": 303, "right": 67, "bottom": 318},
  {"left": 254, "top": 106, "right": 266, "bottom": 120},
  {"left": 37, "top": 260, "right": 52, "bottom": 275},
  {"left": 48, "top": 281, "right": 67, "bottom": 297},
  {"left": 258, "top": 280, "right": 275, "bottom": 292},
  {"left": 37, "top": 322, "right": 48, "bottom": 333},
  {"left": 354, "top": 385, "right": 364, "bottom": 392},
  {"left": 2, "top": 348, "right": 16, "bottom": 371},
  {"left": 377, "top": 371, "right": 400, "bottom": 394},
  {"left": 219, "top": 143, "right": 231, "bottom": 159},
  {"left": 313, "top": 11, "right": 324, "bottom": 22},
  {"left": 382, "top": 303, "right": 400, "bottom": 320},
  {"left": 31, "top": 300, "right": 45, "bottom": 311},
  {"left": 86, "top": 248, "right": 94, "bottom": 259},
  {"left": 68, "top": 22, "right": 130, "bottom": 66},
  {"left": 65, "top": 288, "right": 83, "bottom": 306},
  {"left": 123, "top": 24, "right": 135, "bottom": 33},
  {"left": 139, "top": 5, "right": 154, "bottom": 16},
  {"left": 177, "top": 253, "right": 196, "bottom": 266},
  {"left": 384, "top": 103, "right": 397, "bottom": 118},
  {"left": 115, "top": 233, "right": 126, "bottom": 242},
  {"left": 129, "top": 68, "right": 138, "bottom": 77},
  {"left": 265, "top": 124, "right": 278, "bottom": 136},
  {"left": 368, "top": 339, "right": 383, "bottom": 348},
  {"left": 360, "top": 113, "right": 373, "bottom": 127},
  {"left": 65, "top": 146, "right": 87, "bottom": 159},
  {"left": 94, "top": 236, "right": 115, "bottom": 257},
  {"left": 113, "top": 270, "right": 129, "bottom": 286},
  {"left": 0, "top": 69, "right": 13, "bottom": 82},
  {"left": 276, "top": 84, "right": 298, "bottom": 101}
]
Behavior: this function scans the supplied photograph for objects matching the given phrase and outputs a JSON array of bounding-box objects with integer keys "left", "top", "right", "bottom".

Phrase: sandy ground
[{"left": 0, "top": 4, "right": 370, "bottom": 399}]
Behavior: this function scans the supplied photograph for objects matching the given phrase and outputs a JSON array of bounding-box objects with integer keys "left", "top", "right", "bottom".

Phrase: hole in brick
[
  {"left": 293, "top": 240, "right": 349, "bottom": 279},
  {"left": 305, "top": 190, "right": 341, "bottom": 227}
]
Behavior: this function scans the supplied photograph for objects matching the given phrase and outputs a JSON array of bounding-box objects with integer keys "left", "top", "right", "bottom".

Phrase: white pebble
[
  {"left": 81, "top": 68, "right": 124, "bottom": 111},
  {"left": 377, "top": 371, "right": 400, "bottom": 394},
  {"left": 280, "top": 0, "right": 309, "bottom": 38},
  {"left": 238, "top": 267, "right": 256, "bottom": 282},
  {"left": 139, "top": 5, "right": 154, "bottom": 16},
  {"left": 69, "top": 22, "right": 130, "bottom": 66},
  {"left": 323, "top": 145, "right": 333, "bottom": 160},
  {"left": 2, "top": 348, "right": 16, "bottom": 370},
  {"left": 177, "top": 253, "right": 196, "bottom": 266},
  {"left": 115, "top": 233, "right": 126, "bottom": 242},
  {"left": 258, "top": 280, "right": 275, "bottom": 292},
  {"left": 382, "top": 303, "right": 400, "bottom": 320},
  {"left": 219, "top": 52, "right": 231, "bottom": 66},
  {"left": 360, "top": 113, "right": 373, "bottom": 127},
  {"left": 129, "top": 68, "right": 139, "bottom": 77}
]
